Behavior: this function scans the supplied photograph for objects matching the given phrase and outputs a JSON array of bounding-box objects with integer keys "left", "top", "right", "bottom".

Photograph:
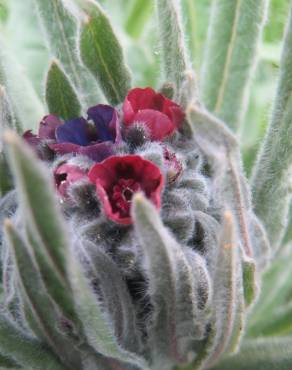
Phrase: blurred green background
[{"left": 0, "top": 0, "right": 290, "bottom": 176}]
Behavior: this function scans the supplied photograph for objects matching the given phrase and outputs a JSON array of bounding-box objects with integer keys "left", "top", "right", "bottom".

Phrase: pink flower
[
  {"left": 54, "top": 163, "right": 88, "bottom": 198},
  {"left": 122, "top": 87, "right": 185, "bottom": 141},
  {"left": 88, "top": 155, "right": 164, "bottom": 224}
]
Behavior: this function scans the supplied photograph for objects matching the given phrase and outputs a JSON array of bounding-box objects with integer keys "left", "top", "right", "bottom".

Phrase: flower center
[
  {"left": 55, "top": 173, "right": 67, "bottom": 187},
  {"left": 112, "top": 178, "right": 141, "bottom": 216}
]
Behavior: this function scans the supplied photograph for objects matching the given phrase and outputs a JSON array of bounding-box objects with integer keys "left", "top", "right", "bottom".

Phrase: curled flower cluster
[{"left": 23, "top": 87, "right": 185, "bottom": 224}]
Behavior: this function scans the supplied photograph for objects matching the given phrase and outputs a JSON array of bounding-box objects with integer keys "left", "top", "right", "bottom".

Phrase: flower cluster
[{"left": 23, "top": 87, "right": 185, "bottom": 224}]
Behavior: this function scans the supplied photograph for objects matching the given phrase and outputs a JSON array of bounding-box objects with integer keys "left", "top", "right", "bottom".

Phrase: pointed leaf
[
  {"left": 4, "top": 132, "right": 77, "bottom": 323},
  {"left": 67, "top": 245, "right": 148, "bottom": 370},
  {"left": 3, "top": 220, "right": 82, "bottom": 369},
  {"left": 204, "top": 212, "right": 242, "bottom": 368},
  {"left": 252, "top": 6, "right": 292, "bottom": 250},
  {"left": 133, "top": 193, "right": 212, "bottom": 366},
  {"left": 0, "top": 37, "right": 45, "bottom": 131},
  {"left": 33, "top": 0, "right": 101, "bottom": 107},
  {"left": 155, "top": 0, "right": 194, "bottom": 95},
  {"left": 201, "top": 0, "right": 268, "bottom": 130},
  {"left": 74, "top": 239, "right": 142, "bottom": 353},
  {"left": 78, "top": 0, "right": 132, "bottom": 105},
  {"left": 45, "top": 60, "right": 82, "bottom": 120},
  {"left": 0, "top": 312, "right": 69, "bottom": 370}
]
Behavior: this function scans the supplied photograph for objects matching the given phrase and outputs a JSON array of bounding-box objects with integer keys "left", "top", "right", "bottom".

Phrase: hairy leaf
[
  {"left": 0, "top": 312, "right": 69, "bottom": 370},
  {"left": 252, "top": 6, "right": 292, "bottom": 249},
  {"left": 201, "top": 0, "right": 268, "bottom": 130},
  {"left": 45, "top": 60, "right": 82, "bottom": 120},
  {"left": 33, "top": 0, "right": 101, "bottom": 107},
  {"left": 78, "top": 0, "right": 131, "bottom": 105},
  {"left": 155, "top": 0, "right": 195, "bottom": 97}
]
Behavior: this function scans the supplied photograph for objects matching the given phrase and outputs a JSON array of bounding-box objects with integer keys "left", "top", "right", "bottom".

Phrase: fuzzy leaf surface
[
  {"left": 45, "top": 60, "right": 82, "bottom": 120},
  {"left": 155, "top": 0, "right": 191, "bottom": 94},
  {"left": 79, "top": 0, "right": 132, "bottom": 105},
  {"left": 0, "top": 312, "right": 69, "bottom": 370},
  {"left": 252, "top": 6, "right": 292, "bottom": 249},
  {"left": 33, "top": 0, "right": 101, "bottom": 107},
  {"left": 201, "top": 0, "right": 268, "bottom": 130}
]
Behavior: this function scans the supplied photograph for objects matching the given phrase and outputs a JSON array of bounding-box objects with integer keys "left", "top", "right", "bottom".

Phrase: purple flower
[{"left": 23, "top": 105, "right": 121, "bottom": 162}]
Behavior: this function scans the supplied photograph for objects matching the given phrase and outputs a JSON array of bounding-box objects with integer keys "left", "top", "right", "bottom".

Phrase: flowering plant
[{"left": 0, "top": 1, "right": 292, "bottom": 370}]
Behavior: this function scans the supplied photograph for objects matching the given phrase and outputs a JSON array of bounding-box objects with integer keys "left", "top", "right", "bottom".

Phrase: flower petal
[
  {"left": 56, "top": 118, "right": 90, "bottom": 146},
  {"left": 89, "top": 155, "right": 164, "bottom": 224},
  {"left": 38, "top": 114, "right": 63, "bottom": 140},
  {"left": 132, "top": 109, "right": 176, "bottom": 140},
  {"left": 54, "top": 163, "right": 88, "bottom": 198},
  {"left": 87, "top": 104, "right": 121, "bottom": 143},
  {"left": 78, "top": 142, "right": 114, "bottom": 162},
  {"left": 123, "top": 87, "right": 157, "bottom": 119}
]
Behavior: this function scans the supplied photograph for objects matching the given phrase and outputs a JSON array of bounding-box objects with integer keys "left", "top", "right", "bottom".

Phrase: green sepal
[{"left": 45, "top": 60, "right": 82, "bottom": 120}]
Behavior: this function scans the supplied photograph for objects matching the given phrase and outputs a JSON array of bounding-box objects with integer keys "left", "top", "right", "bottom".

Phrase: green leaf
[
  {"left": 78, "top": 0, "right": 132, "bottom": 105},
  {"left": 0, "top": 311, "right": 69, "bottom": 370},
  {"left": 45, "top": 60, "right": 82, "bottom": 120},
  {"left": 125, "top": 0, "right": 153, "bottom": 39},
  {"left": 133, "top": 193, "right": 212, "bottom": 366},
  {"left": 155, "top": 0, "right": 194, "bottom": 95},
  {"left": 33, "top": 0, "right": 101, "bottom": 107},
  {"left": 4, "top": 132, "right": 77, "bottom": 323},
  {"left": 0, "top": 85, "right": 15, "bottom": 195},
  {"left": 201, "top": 0, "right": 268, "bottom": 131},
  {"left": 67, "top": 245, "right": 148, "bottom": 370},
  {"left": 209, "top": 337, "right": 292, "bottom": 370},
  {"left": 0, "top": 37, "right": 45, "bottom": 131},
  {"left": 251, "top": 6, "right": 292, "bottom": 249},
  {"left": 247, "top": 242, "right": 292, "bottom": 336},
  {"left": 3, "top": 220, "right": 82, "bottom": 369},
  {"left": 0, "top": 85, "right": 17, "bottom": 134}
]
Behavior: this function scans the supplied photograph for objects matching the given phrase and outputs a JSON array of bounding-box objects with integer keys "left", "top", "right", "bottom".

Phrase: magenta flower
[
  {"left": 88, "top": 155, "right": 164, "bottom": 225},
  {"left": 54, "top": 163, "right": 88, "bottom": 198},
  {"left": 122, "top": 87, "right": 185, "bottom": 141}
]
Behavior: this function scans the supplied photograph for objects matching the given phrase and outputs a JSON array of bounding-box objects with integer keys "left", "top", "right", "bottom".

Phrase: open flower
[
  {"left": 122, "top": 87, "right": 185, "bottom": 141},
  {"left": 88, "top": 155, "right": 164, "bottom": 224},
  {"left": 23, "top": 105, "right": 120, "bottom": 161},
  {"left": 54, "top": 163, "right": 88, "bottom": 198}
]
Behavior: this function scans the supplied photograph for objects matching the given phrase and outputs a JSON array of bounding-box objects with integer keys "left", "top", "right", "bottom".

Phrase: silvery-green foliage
[{"left": 0, "top": 0, "right": 292, "bottom": 370}]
